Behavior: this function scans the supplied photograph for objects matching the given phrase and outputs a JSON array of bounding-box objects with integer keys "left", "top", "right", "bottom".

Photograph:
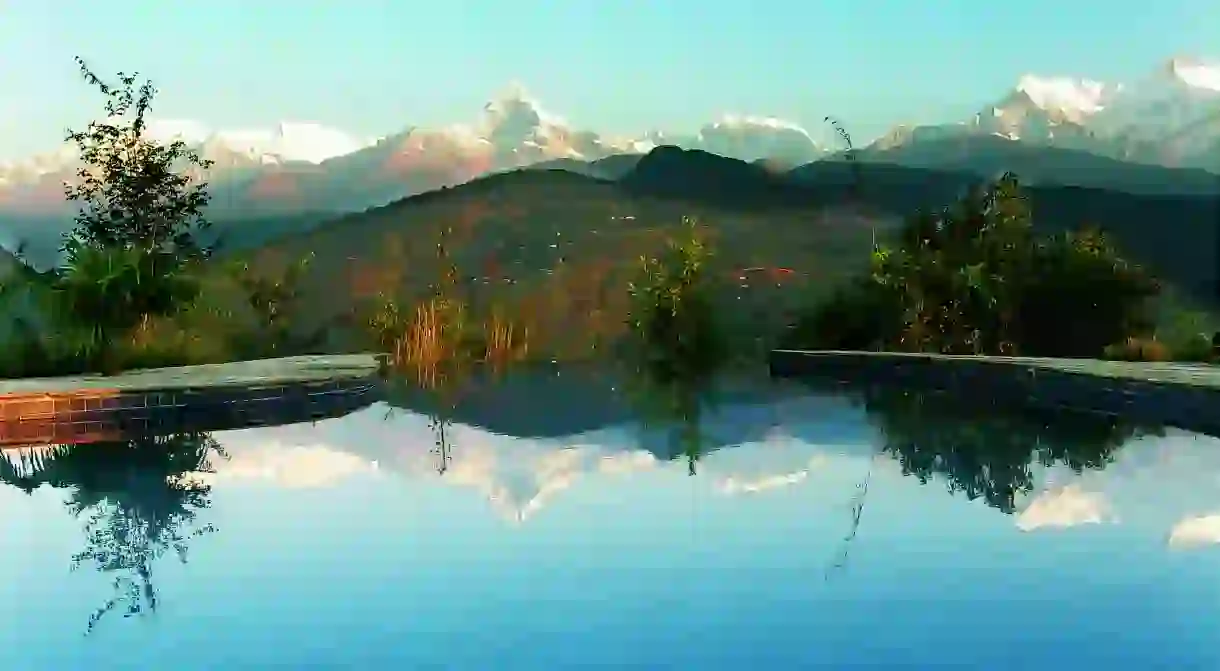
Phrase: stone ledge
[{"left": 0, "top": 355, "right": 387, "bottom": 446}]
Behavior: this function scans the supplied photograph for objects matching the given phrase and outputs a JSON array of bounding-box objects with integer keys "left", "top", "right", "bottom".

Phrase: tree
[
  {"left": 624, "top": 217, "right": 728, "bottom": 475},
  {"left": 785, "top": 173, "right": 1161, "bottom": 359},
  {"left": 626, "top": 216, "right": 726, "bottom": 386},
  {"left": 1017, "top": 228, "right": 1160, "bottom": 357},
  {"left": 64, "top": 56, "right": 215, "bottom": 258},
  {"left": 230, "top": 252, "right": 320, "bottom": 357},
  {"left": 0, "top": 58, "right": 218, "bottom": 373},
  {"left": 871, "top": 174, "right": 1035, "bottom": 354}
]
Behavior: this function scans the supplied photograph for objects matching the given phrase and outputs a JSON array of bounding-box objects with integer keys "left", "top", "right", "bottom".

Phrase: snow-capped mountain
[
  {"left": 0, "top": 55, "right": 1216, "bottom": 219},
  {"left": 145, "top": 119, "right": 378, "bottom": 165},
  {"left": 1090, "top": 57, "right": 1220, "bottom": 139},
  {"left": 0, "top": 83, "right": 831, "bottom": 216},
  {"left": 969, "top": 75, "right": 1119, "bottom": 143},
  {"left": 871, "top": 56, "right": 1220, "bottom": 171}
]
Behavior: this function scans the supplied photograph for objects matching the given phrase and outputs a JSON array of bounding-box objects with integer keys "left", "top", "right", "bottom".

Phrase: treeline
[{"left": 782, "top": 173, "right": 1217, "bottom": 362}]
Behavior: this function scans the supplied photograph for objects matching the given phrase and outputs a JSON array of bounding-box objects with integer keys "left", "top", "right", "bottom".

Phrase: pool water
[{"left": 1, "top": 371, "right": 1218, "bottom": 669}]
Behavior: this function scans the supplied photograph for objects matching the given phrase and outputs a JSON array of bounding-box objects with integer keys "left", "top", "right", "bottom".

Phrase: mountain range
[{"left": 1, "top": 56, "right": 1218, "bottom": 222}]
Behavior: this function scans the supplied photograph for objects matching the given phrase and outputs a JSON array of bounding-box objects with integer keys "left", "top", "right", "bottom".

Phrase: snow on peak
[
  {"left": 266, "top": 122, "right": 374, "bottom": 163},
  {"left": 695, "top": 114, "right": 825, "bottom": 164},
  {"left": 480, "top": 82, "right": 570, "bottom": 141},
  {"left": 1165, "top": 56, "right": 1220, "bottom": 92},
  {"left": 145, "top": 119, "right": 213, "bottom": 145},
  {"left": 144, "top": 119, "right": 371, "bottom": 164},
  {"left": 708, "top": 114, "right": 814, "bottom": 137},
  {"left": 1014, "top": 75, "right": 1117, "bottom": 120}
]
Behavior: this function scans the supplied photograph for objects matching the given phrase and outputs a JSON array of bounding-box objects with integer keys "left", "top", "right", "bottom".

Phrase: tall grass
[{"left": 484, "top": 309, "right": 529, "bottom": 370}]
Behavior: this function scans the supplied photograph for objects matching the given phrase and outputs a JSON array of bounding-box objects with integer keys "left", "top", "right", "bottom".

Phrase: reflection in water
[
  {"left": 5, "top": 369, "right": 1220, "bottom": 668},
  {"left": 825, "top": 457, "right": 872, "bottom": 579},
  {"left": 849, "top": 384, "right": 1157, "bottom": 513},
  {"left": 629, "top": 377, "right": 714, "bottom": 476},
  {"left": 623, "top": 337, "right": 728, "bottom": 476},
  {"left": 388, "top": 360, "right": 470, "bottom": 475},
  {"left": 0, "top": 432, "right": 224, "bottom": 634}
]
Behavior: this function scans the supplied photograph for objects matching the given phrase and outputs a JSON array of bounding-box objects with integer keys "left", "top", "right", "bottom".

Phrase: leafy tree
[
  {"left": 64, "top": 56, "right": 214, "bottom": 257},
  {"left": 230, "top": 252, "right": 321, "bottom": 357},
  {"left": 1016, "top": 228, "right": 1160, "bottom": 357},
  {"left": 626, "top": 216, "right": 726, "bottom": 386},
  {"left": 0, "top": 58, "right": 217, "bottom": 374},
  {"left": 870, "top": 174, "right": 1034, "bottom": 354},
  {"left": 786, "top": 173, "right": 1161, "bottom": 358},
  {"left": 624, "top": 217, "right": 728, "bottom": 475}
]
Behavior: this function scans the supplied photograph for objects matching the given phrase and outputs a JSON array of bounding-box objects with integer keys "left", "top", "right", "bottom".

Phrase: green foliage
[
  {"left": 63, "top": 57, "right": 214, "bottom": 258},
  {"left": 228, "top": 252, "right": 324, "bottom": 357},
  {"left": 626, "top": 216, "right": 727, "bottom": 386},
  {"left": 623, "top": 217, "right": 730, "bottom": 475},
  {"left": 1016, "top": 228, "right": 1160, "bottom": 357},
  {"left": 0, "top": 243, "right": 201, "bottom": 373},
  {"left": 785, "top": 279, "right": 902, "bottom": 351},
  {"left": 786, "top": 173, "right": 1163, "bottom": 359},
  {"left": 0, "top": 58, "right": 218, "bottom": 377}
]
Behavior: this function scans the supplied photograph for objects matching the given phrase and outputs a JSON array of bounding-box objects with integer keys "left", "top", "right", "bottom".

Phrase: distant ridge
[
  {"left": 837, "top": 135, "right": 1220, "bottom": 196},
  {"left": 619, "top": 146, "right": 819, "bottom": 209}
]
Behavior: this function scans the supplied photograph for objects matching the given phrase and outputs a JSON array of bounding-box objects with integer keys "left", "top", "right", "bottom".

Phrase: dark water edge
[{"left": 771, "top": 349, "right": 1220, "bottom": 440}]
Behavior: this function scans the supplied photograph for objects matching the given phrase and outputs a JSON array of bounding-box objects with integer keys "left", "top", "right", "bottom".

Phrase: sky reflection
[{"left": 1, "top": 393, "right": 1218, "bottom": 670}]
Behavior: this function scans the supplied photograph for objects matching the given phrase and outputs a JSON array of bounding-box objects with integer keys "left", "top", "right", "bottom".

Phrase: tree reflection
[
  {"left": 855, "top": 385, "right": 1159, "bottom": 513},
  {"left": 0, "top": 431, "right": 224, "bottom": 634},
  {"left": 625, "top": 371, "right": 722, "bottom": 475},
  {"left": 825, "top": 460, "right": 872, "bottom": 580},
  {"left": 387, "top": 359, "right": 474, "bottom": 475}
]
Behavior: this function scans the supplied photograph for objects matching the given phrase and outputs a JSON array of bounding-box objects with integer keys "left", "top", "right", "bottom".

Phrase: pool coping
[
  {"left": 0, "top": 354, "right": 388, "bottom": 446},
  {"left": 769, "top": 349, "right": 1220, "bottom": 437}
]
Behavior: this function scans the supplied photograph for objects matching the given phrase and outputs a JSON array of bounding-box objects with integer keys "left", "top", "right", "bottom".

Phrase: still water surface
[{"left": 1, "top": 372, "right": 1218, "bottom": 669}]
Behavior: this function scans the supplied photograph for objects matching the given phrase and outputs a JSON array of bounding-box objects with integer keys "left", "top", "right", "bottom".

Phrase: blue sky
[{"left": 0, "top": 0, "right": 1216, "bottom": 160}]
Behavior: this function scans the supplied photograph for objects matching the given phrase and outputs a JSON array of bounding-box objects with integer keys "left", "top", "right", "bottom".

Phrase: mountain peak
[
  {"left": 479, "top": 82, "right": 573, "bottom": 148},
  {"left": 1163, "top": 56, "right": 1220, "bottom": 91},
  {"left": 1012, "top": 75, "right": 1116, "bottom": 121}
]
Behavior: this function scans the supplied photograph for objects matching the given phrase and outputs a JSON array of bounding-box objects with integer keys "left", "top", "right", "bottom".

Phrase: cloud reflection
[
  {"left": 1168, "top": 514, "right": 1220, "bottom": 549},
  {"left": 172, "top": 395, "right": 1220, "bottom": 546},
  {"left": 1016, "top": 485, "right": 1116, "bottom": 532}
]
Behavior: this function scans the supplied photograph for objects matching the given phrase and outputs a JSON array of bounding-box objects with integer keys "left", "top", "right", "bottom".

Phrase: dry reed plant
[
  {"left": 390, "top": 298, "right": 464, "bottom": 369},
  {"left": 484, "top": 309, "right": 529, "bottom": 370}
]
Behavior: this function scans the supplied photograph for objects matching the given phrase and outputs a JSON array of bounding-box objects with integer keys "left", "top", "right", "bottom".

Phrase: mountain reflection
[
  {"left": 2, "top": 389, "right": 1218, "bottom": 669},
  {"left": 0, "top": 374, "right": 1195, "bottom": 634},
  {"left": 302, "top": 370, "right": 1182, "bottom": 524},
  {"left": 0, "top": 432, "right": 224, "bottom": 634}
]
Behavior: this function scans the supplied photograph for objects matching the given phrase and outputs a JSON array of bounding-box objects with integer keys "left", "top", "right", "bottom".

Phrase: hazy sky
[{"left": 0, "top": 0, "right": 1216, "bottom": 160}]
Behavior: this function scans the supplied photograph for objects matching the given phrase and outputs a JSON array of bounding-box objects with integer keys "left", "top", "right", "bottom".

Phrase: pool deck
[
  {"left": 0, "top": 354, "right": 387, "bottom": 446},
  {"left": 769, "top": 349, "right": 1220, "bottom": 436}
]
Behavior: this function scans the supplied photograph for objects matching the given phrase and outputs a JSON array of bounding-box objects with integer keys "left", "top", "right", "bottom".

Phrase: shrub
[{"left": 626, "top": 216, "right": 726, "bottom": 386}]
